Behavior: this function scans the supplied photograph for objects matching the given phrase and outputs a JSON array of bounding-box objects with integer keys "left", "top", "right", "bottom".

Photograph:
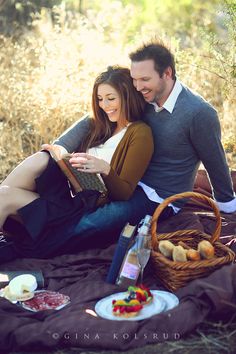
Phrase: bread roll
[
  {"left": 172, "top": 245, "right": 187, "bottom": 262},
  {"left": 186, "top": 249, "right": 201, "bottom": 261},
  {"left": 198, "top": 240, "right": 215, "bottom": 259},
  {"left": 158, "top": 240, "right": 175, "bottom": 259}
]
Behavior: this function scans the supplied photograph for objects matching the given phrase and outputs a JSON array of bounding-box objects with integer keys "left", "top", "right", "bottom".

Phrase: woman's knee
[
  {"left": 0, "top": 185, "right": 12, "bottom": 210},
  {"left": 0, "top": 185, "right": 11, "bottom": 198},
  {"left": 24, "top": 151, "right": 49, "bottom": 176},
  {"left": 1, "top": 151, "right": 49, "bottom": 189}
]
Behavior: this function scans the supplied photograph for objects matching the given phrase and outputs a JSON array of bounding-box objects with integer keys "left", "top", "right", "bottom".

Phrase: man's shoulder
[{"left": 179, "top": 84, "right": 216, "bottom": 113}]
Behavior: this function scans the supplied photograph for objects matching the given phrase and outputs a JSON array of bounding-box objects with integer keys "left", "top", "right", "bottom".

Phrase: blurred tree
[
  {"left": 65, "top": 0, "right": 84, "bottom": 13},
  {"left": 119, "top": 0, "right": 221, "bottom": 44},
  {"left": 0, "top": 0, "right": 62, "bottom": 34}
]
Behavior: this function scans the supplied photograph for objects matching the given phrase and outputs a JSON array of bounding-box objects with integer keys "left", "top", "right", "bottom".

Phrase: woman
[{"left": 0, "top": 66, "right": 153, "bottom": 262}]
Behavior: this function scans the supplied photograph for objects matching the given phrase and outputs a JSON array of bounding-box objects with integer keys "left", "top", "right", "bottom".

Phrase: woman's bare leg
[
  {"left": 0, "top": 185, "right": 39, "bottom": 229},
  {"left": 1, "top": 151, "right": 49, "bottom": 191}
]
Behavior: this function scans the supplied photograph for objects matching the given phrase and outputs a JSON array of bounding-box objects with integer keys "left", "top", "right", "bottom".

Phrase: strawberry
[
  {"left": 132, "top": 305, "right": 142, "bottom": 312},
  {"left": 136, "top": 292, "right": 142, "bottom": 302},
  {"left": 137, "top": 285, "right": 153, "bottom": 299},
  {"left": 120, "top": 306, "right": 125, "bottom": 313}
]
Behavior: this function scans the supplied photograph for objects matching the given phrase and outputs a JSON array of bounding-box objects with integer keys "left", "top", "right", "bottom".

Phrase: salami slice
[{"left": 21, "top": 290, "right": 70, "bottom": 311}]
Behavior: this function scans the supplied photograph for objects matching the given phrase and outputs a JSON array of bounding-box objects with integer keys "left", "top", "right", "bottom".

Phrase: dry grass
[
  {"left": 9, "top": 317, "right": 236, "bottom": 353},
  {"left": 0, "top": 6, "right": 235, "bottom": 181},
  {"left": 0, "top": 9, "right": 128, "bottom": 180}
]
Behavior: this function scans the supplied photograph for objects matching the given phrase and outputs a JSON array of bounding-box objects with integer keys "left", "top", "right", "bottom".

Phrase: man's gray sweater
[{"left": 141, "top": 85, "right": 234, "bottom": 206}]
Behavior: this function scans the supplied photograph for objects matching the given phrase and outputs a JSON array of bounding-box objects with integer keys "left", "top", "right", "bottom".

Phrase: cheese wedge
[{"left": 5, "top": 274, "right": 38, "bottom": 301}]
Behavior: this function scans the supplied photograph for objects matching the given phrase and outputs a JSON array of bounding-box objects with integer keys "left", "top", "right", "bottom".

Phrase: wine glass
[{"left": 136, "top": 235, "right": 152, "bottom": 284}]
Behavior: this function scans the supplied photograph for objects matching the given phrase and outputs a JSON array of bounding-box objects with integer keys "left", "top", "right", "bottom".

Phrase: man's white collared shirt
[{"left": 138, "top": 80, "right": 182, "bottom": 213}]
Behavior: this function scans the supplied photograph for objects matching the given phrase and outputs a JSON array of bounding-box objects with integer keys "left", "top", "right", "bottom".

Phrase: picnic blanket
[{"left": 0, "top": 171, "right": 235, "bottom": 352}]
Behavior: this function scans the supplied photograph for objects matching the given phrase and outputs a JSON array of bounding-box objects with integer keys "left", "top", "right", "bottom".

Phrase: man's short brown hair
[{"left": 129, "top": 39, "right": 176, "bottom": 79}]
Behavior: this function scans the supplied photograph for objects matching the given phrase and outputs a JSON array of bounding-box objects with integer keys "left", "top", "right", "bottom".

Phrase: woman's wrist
[{"left": 102, "top": 162, "right": 111, "bottom": 176}]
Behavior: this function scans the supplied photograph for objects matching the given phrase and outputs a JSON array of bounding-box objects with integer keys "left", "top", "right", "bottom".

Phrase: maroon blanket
[{"left": 0, "top": 171, "right": 235, "bottom": 351}]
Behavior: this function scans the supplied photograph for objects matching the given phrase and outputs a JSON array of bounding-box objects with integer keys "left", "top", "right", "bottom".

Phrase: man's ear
[{"left": 164, "top": 66, "right": 173, "bottom": 79}]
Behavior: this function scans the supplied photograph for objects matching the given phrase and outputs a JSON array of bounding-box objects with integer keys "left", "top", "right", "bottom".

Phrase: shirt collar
[{"left": 150, "top": 79, "right": 182, "bottom": 113}]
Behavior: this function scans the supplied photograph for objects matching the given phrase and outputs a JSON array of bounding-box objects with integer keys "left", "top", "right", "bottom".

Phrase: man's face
[{"left": 130, "top": 59, "right": 168, "bottom": 105}]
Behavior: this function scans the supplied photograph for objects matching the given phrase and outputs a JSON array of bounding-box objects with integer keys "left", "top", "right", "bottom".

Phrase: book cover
[
  {"left": 46, "top": 145, "right": 107, "bottom": 195},
  {"left": 62, "top": 155, "right": 107, "bottom": 194},
  {"left": 106, "top": 223, "right": 137, "bottom": 284},
  {"left": 0, "top": 270, "right": 44, "bottom": 289}
]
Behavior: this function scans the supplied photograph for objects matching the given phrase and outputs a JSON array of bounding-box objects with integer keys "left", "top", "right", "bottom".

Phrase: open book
[{"left": 46, "top": 145, "right": 108, "bottom": 195}]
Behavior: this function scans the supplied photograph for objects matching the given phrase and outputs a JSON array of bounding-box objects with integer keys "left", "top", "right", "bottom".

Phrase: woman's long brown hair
[{"left": 80, "top": 65, "right": 145, "bottom": 151}]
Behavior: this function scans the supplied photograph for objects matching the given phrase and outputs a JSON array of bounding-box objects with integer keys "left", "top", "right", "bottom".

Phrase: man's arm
[
  {"left": 53, "top": 114, "right": 91, "bottom": 153},
  {"left": 190, "top": 106, "right": 236, "bottom": 212}
]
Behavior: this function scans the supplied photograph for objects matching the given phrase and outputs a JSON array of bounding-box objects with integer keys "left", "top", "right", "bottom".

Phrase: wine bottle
[{"left": 116, "top": 215, "right": 152, "bottom": 287}]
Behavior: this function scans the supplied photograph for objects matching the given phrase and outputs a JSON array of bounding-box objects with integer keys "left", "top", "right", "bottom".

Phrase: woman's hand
[{"left": 69, "top": 153, "right": 111, "bottom": 176}]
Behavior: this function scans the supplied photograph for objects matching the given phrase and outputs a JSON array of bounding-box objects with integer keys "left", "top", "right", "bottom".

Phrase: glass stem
[{"left": 140, "top": 267, "right": 144, "bottom": 284}]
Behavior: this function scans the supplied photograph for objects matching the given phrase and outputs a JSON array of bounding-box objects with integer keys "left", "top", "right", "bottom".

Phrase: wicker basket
[{"left": 150, "top": 191, "right": 235, "bottom": 291}]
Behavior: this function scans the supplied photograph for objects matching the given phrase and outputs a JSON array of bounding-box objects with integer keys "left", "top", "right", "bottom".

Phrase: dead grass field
[
  {"left": 9, "top": 317, "right": 236, "bottom": 353},
  {"left": 0, "top": 9, "right": 235, "bottom": 181}
]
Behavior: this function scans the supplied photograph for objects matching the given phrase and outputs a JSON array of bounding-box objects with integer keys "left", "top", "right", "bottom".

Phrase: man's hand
[{"left": 41, "top": 144, "right": 68, "bottom": 161}]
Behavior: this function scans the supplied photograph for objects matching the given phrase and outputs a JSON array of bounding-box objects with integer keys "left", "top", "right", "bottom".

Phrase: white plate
[
  {"left": 95, "top": 290, "right": 166, "bottom": 321},
  {"left": 153, "top": 290, "right": 179, "bottom": 311}
]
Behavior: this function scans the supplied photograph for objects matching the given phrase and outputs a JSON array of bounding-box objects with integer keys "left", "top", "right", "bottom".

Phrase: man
[
  {"left": 50, "top": 40, "right": 235, "bottom": 253},
  {"left": 128, "top": 41, "right": 236, "bottom": 213}
]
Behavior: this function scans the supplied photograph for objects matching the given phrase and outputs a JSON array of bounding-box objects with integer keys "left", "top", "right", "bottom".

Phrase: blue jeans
[{"left": 61, "top": 187, "right": 174, "bottom": 254}]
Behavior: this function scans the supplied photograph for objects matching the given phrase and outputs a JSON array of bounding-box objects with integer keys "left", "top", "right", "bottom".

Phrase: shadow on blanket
[{"left": 0, "top": 171, "right": 235, "bottom": 351}]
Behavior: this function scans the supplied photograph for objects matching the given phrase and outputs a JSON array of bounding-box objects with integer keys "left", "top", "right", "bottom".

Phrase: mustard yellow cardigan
[{"left": 102, "top": 121, "right": 154, "bottom": 201}]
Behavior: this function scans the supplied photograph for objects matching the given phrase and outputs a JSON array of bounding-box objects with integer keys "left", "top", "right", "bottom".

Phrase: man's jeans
[{"left": 62, "top": 186, "right": 174, "bottom": 254}]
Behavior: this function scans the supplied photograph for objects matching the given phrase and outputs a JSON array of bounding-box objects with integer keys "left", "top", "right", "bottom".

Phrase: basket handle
[{"left": 151, "top": 191, "right": 222, "bottom": 244}]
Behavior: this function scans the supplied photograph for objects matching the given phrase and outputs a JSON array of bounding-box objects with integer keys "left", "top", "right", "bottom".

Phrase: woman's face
[{"left": 97, "top": 83, "right": 122, "bottom": 123}]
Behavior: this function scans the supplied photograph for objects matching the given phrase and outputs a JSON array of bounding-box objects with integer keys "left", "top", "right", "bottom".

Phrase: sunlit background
[{"left": 0, "top": 0, "right": 235, "bottom": 179}]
